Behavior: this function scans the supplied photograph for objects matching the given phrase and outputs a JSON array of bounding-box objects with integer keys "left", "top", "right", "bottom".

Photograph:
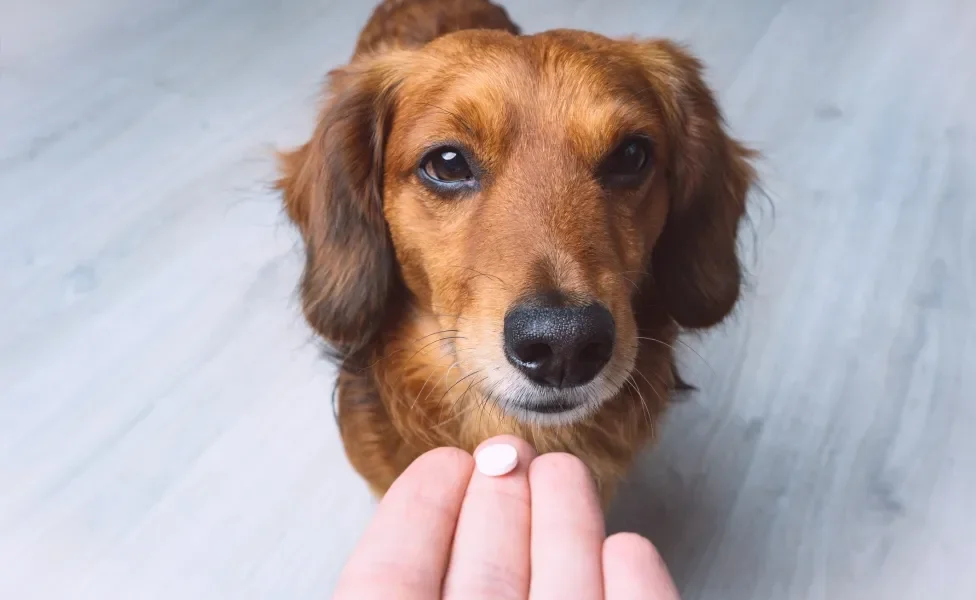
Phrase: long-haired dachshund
[{"left": 277, "top": 0, "right": 756, "bottom": 506}]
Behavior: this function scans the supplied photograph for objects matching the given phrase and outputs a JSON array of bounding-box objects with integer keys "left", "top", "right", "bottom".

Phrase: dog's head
[{"left": 279, "top": 30, "right": 755, "bottom": 425}]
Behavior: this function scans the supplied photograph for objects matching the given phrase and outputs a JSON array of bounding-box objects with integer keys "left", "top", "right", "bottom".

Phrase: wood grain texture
[{"left": 1, "top": 0, "right": 973, "bottom": 598}]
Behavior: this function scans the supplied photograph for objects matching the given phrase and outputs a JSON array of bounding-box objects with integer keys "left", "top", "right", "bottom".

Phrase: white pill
[{"left": 475, "top": 443, "right": 519, "bottom": 477}]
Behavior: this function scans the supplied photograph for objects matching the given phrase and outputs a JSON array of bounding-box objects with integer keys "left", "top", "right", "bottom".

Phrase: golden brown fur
[{"left": 277, "top": 0, "right": 756, "bottom": 505}]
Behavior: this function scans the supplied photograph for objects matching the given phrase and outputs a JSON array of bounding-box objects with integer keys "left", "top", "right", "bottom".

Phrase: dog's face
[{"left": 279, "top": 30, "right": 754, "bottom": 425}]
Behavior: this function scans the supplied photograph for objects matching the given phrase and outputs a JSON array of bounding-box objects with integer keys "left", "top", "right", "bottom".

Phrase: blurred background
[{"left": 1, "top": 0, "right": 973, "bottom": 598}]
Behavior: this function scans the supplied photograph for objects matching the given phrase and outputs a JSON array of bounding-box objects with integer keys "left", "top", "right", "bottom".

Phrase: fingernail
[{"left": 475, "top": 443, "right": 519, "bottom": 477}]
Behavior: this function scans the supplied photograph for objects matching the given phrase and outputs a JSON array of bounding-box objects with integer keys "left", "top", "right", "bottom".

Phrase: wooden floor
[{"left": 1, "top": 0, "right": 973, "bottom": 598}]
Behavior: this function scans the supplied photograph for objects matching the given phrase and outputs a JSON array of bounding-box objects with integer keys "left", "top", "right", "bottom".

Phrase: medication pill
[{"left": 475, "top": 443, "right": 518, "bottom": 477}]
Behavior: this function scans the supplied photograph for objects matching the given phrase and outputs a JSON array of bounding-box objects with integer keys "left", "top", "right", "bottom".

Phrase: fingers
[
  {"left": 332, "top": 447, "right": 473, "bottom": 600},
  {"left": 528, "top": 453, "right": 606, "bottom": 600},
  {"left": 441, "top": 435, "right": 537, "bottom": 600},
  {"left": 603, "top": 533, "right": 681, "bottom": 600},
  {"left": 334, "top": 438, "right": 679, "bottom": 600}
]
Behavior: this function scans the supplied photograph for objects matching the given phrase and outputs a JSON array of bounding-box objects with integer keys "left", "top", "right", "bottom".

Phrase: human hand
[{"left": 333, "top": 435, "right": 680, "bottom": 599}]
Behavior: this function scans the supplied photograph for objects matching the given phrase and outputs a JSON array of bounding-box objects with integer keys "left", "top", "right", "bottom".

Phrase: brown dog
[{"left": 277, "top": 0, "right": 756, "bottom": 505}]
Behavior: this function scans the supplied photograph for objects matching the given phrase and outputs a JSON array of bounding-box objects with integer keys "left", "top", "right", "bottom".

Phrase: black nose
[{"left": 503, "top": 298, "right": 615, "bottom": 388}]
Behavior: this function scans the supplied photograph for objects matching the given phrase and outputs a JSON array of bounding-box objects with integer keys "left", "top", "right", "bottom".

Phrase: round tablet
[{"left": 475, "top": 443, "right": 519, "bottom": 477}]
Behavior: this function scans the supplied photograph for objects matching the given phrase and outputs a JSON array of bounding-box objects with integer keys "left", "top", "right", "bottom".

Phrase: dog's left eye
[
  {"left": 420, "top": 147, "right": 474, "bottom": 185},
  {"left": 600, "top": 136, "right": 653, "bottom": 187}
]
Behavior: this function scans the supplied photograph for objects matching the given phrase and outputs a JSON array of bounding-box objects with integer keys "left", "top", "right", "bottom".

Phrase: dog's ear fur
[
  {"left": 277, "top": 57, "right": 405, "bottom": 356},
  {"left": 637, "top": 40, "right": 757, "bottom": 329}
]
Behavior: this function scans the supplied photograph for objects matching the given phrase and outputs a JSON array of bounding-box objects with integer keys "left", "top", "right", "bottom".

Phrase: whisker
[
  {"left": 354, "top": 347, "right": 407, "bottom": 373},
  {"left": 433, "top": 375, "right": 491, "bottom": 431},
  {"left": 448, "top": 265, "right": 511, "bottom": 291},
  {"left": 619, "top": 274, "right": 641, "bottom": 292},
  {"left": 413, "top": 329, "right": 460, "bottom": 342},
  {"left": 409, "top": 355, "right": 456, "bottom": 414},
  {"left": 408, "top": 356, "right": 466, "bottom": 446},
  {"left": 633, "top": 333, "right": 715, "bottom": 375},
  {"left": 406, "top": 335, "right": 466, "bottom": 363},
  {"left": 624, "top": 377, "right": 653, "bottom": 431},
  {"left": 386, "top": 335, "right": 464, "bottom": 401},
  {"left": 350, "top": 329, "right": 461, "bottom": 374},
  {"left": 634, "top": 335, "right": 677, "bottom": 351},
  {"left": 673, "top": 339, "right": 715, "bottom": 375},
  {"left": 425, "top": 303, "right": 471, "bottom": 322},
  {"left": 477, "top": 369, "right": 505, "bottom": 431},
  {"left": 436, "top": 368, "right": 485, "bottom": 410},
  {"left": 437, "top": 370, "right": 501, "bottom": 431},
  {"left": 426, "top": 312, "right": 471, "bottom": 322},
  {"left": 632, "top": 368, "right": 670, "bottom": 408},
  {"left": 439, "top": 362, "right": 475, "bottom": 417},
  {"left": 619, "top": 269, "right": 652, "bottom": 278}
]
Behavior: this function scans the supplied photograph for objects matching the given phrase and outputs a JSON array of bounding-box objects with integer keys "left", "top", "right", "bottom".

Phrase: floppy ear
[
  {"left": 276, "top": 57, "right": 405, "bottom": 356},
  {"left": 638, "top": 40, "right": 757, "bottom": 329}
]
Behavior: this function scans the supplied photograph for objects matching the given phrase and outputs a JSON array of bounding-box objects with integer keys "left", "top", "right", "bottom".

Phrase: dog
[{"left": 277, "top": 0, "right": 756, "bottom": 506}]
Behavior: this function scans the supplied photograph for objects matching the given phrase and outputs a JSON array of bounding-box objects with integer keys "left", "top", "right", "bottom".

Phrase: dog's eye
[
  {"left": 420, "top": 147, "right": 474, "bottom": 184},
  {"left": 600, "top": 136, "right": 653, "bottom": 187}
]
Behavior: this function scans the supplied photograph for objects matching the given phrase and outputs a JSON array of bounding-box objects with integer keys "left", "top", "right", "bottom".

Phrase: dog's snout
[{"left": 503, "top": 298, "right": 615, "bottom": 388}]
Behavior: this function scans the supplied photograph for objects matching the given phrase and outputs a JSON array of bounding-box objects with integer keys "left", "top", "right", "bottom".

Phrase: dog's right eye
[{"left": 419, "top": 147, "right": 475, "bottom": 187}]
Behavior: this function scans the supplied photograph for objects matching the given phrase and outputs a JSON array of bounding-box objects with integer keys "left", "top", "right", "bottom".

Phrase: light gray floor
[{"left": 1, "top": 0, "right": 973, "bottom": 598}]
